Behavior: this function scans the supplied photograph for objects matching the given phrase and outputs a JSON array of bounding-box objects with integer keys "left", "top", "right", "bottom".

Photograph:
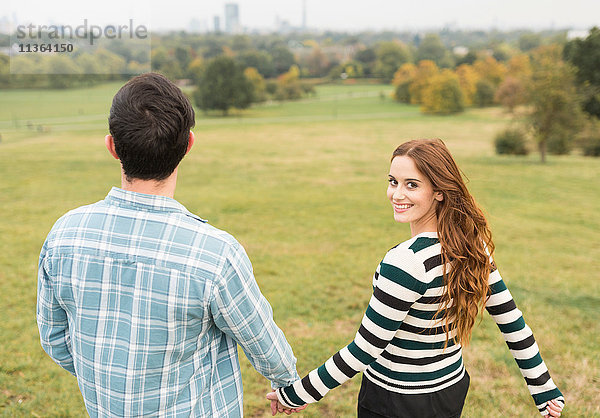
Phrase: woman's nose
[{"left": 393, "top": 188, "right": 405, "bottom": 200}]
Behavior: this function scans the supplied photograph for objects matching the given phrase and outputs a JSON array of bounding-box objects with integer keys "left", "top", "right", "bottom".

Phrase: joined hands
[{"left": 266, "top": 391, "right": 307, "bottom": 416}]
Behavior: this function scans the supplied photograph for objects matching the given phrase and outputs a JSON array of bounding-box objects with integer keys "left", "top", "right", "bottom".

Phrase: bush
[
  {"left": 275, "top": 82, "right": 303, "bottom": 101},
  {"left": 582, "top": 135, "right": 600, "bottom": 157},
  {"left": 420, "top": 72, "right": 465, "bottom": 114},
  {"left": 300, "top": 81, "right": 316, "bottom": 96},
  {"left": 394, "top": 81, "right": 411, "bottom": 103},
  {"left": 547, "top": 133, "right": 572, "bottom": 155},
  {"left": 495, "top": 129, "right": 529, "bottom": 155},
  {"left": 474, "top": 80, "right": 496, "bottom": 107},
  {"left": 265, "top": 80, "right": 278, "bottom": 96}
]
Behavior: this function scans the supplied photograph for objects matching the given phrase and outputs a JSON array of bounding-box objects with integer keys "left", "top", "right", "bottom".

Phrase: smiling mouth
[{"left": 394, "top": 203, "right": 413, "bottom": 212}]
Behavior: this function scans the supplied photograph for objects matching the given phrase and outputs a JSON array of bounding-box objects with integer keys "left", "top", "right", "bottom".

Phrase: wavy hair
[{"left": 392, "top": 139, "right": 494, "bottom": 347}]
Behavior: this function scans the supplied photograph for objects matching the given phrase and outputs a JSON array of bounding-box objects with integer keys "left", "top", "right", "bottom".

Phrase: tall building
[
  {"left": 224, "top": 3, "right": 240, "bottom": 34},
  {"left": 302, "top": 0, "right": 307, "bottom": 30},
  {"left": 213, "top": 16, "right": 221, "bottom": 33}
]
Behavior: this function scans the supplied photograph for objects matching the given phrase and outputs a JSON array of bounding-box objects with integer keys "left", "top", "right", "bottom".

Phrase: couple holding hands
[{"left": 38, "top": 73, "right": 564, "bottom": 417}]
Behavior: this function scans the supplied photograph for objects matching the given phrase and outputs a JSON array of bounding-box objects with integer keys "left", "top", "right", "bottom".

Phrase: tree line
[
  {"left": 0, "top": 28, "right": 574, "bottom": 88},
  {"left": 1, "top": 28, "right": 598, "bottom": 159}
]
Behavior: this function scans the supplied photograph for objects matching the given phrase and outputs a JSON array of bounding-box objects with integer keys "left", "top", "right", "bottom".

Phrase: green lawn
[{"left": 0, "top": 82, "right": 598, "bottom": 417}]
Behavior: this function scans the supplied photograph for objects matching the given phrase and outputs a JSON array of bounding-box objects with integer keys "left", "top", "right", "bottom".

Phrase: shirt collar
[{"left": 104, "top": 187, "right": 207, "bottom": 223}]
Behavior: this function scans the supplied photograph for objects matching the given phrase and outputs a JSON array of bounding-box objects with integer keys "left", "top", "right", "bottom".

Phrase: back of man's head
[{"left": 109, "top": 73, "right": 195, "bottom": 181}]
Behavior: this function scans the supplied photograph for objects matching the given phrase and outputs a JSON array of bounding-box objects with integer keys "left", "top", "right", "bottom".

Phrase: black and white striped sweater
[{"left": 276, "top": 232, "right": 564, "bottom": 416}]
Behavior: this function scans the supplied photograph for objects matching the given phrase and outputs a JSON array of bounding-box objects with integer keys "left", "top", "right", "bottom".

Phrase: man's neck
[{"left": 120, "top": 169, "right": 178, "bottom": 198}]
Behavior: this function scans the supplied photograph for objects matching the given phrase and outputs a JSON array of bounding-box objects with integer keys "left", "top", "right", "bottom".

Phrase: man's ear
[
  {"left": 186, "top": 131, "right": 195, "bottom": 155},
  {"left": 105, "top": 135, "right": 119, "bottom": 160}
]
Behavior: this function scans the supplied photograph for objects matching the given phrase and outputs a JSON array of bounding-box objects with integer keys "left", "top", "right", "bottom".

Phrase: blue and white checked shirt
[{"left": 37, "top": 187, "right": 299, "bottom": 417}]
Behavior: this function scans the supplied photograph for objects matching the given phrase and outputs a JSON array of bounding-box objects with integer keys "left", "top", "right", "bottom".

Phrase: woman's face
[{"left": 386, "top": 155, "right": 443, "bottom": 236}]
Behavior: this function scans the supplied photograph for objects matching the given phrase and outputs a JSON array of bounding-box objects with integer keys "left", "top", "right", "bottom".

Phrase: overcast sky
[{"left": 4, "top": 0, "right": 599, "bottom": 32}]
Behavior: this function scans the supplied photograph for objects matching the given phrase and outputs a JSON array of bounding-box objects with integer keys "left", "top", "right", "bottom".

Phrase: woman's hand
[
  {"left": 545, "top": 399, "right": 564, "bottom": 417},
  {"left": 266, "top": 391, "right": 307, "bottom": 416}
]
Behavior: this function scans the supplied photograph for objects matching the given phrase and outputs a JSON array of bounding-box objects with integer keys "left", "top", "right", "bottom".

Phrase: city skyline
[{"left": 3, "top": 0, "right": 599, "bottom": 34}]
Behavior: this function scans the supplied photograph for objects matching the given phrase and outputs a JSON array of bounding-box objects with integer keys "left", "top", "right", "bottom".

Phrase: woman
[{"left": 267, "top": 139, "right": 564, "bottom": 417}]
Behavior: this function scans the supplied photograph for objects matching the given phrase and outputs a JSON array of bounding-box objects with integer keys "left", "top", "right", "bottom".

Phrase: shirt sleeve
[
  {"left": 209, "top": 242, "right": 300, "bottom": 388},
  {"left": 36, "top": 244, "right": 76, "bottom": 376},
  {"left": 275, "top": 252, "right": 428, "bottom": 408},
  {"left": 485, "top": 266, "right": 564, "bottom": 416}
]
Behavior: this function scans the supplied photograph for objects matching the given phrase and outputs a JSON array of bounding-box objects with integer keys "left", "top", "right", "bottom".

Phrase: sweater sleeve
[
  {"left": 275, "top": 249, "right": 428, "bottom": 408},
  {"left": 485, "top": 267, "right": 565, "bottom": 415}
]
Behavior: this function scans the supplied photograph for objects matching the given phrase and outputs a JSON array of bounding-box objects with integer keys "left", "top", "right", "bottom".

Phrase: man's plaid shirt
[{"left": 37, "top": 187, "right": 299, "bottom": 417}]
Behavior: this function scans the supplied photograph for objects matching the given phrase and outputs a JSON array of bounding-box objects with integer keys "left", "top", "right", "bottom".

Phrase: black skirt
[{"left": 357, "top": 371, "right": 470, "bottom": 418}]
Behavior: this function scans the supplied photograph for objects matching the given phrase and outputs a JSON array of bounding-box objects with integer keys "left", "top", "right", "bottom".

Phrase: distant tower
[
  {"left": 225, "top": 3, "right": 240, "bottom": 33},
  {"left": 213, "top": 16, "right": 221, "bottom": 33},
  {"left": 302, "top": 0, "right": 307, "bottom": 30}
]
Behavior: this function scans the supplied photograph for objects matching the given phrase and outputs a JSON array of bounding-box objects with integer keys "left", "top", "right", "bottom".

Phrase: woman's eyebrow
[{"left": 390, "top": 175, "right": 423, "bottom": 183}]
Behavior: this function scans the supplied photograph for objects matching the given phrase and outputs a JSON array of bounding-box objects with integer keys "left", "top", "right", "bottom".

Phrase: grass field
[{"left": 0, "top": 82, "right": 599, "bottom": 417}]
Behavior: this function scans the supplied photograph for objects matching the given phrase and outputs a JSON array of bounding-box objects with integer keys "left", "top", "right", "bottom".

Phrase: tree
[
  {"left": 507, "top": 54, "right": 532, "bottom": 80},
  {"left": 563, "top": 27, "right": 600, "bottom": 119},
  {"left": 75, "top": 53, "right": 103, "bottom": 85},
  {"left": 0, "top": 54, "right": 10, "bottom": 88},
  {"left": 495, "top": 76, "right": 527, "bottom": 113},
  {"left": 151, "top": 47, "right": 170, "bottom": 72},
  {"left": 275, "top": 65, "right": 303, "bottom": 100},
  {"left": 519, "top": 33, "right": 542, "bottom": 52},
  {"left": 187, "top": 57, "right": 204, "bottom": 84},
  {"left": 527, "top": 47, "right": 584, "bottom": 162},
  {"left": 330, "top": 61, "right": 364, "bottom": 80},
  {"left": 236, "top": 50, "right": 275, "bottom": 78},
  {"left": 194, "top": 56, "right": 254, "bottom": 115},
  {"left": 354, "top": 47, "right": 377, "bottom": 76},
  {"left": 231, "top": 35, "right": 253, "bottom": 52},
  {"left": 455, "top": 64, "right": 480, "bottom": 106},
  {"left": 174, "top": 47, "right": 191, "bottom": 71},
  {"left": 455, "top": 51, "right": 477, "bottom": 67},
  {"left": 304, "top": 47, "right": 330, "bottom": 77},
  {"left": 244, "top": 67, "right": 266, "bottom": 102},
  {"left": 392, "top": 63, "right": 417, "bottom": 86},
  {"left": 564, "top": 28, "right": 600, "bottom": 86},
  {"left": 374, "top": 41, "right": 412, "bottom": 82},
  {"left": 94, "top": 49, "right": 127, "bottom": 79},
  {"left": 270, "top": 46, "right": 296, "bottom": 76},
  {"left": 491, "top": 43, "right": 513, "bottom": 62},
  {"left": 408, "top": 60, "right": 439, "bottom": 105},
  {"left": 46, "top": 55, "right": 81, "bottom": 88},
  {"left": 159, "top": 61, "right": 184, "bottom": 81},
  {"left": 392, "top": 63, "right": 417, "bottom": 103},
  {"left": 416, "top": 34, "right": 453, "bottom": 68},
  {"left": 473, "top": 56, "right": 506, "bottom": 87},
  {"left": 474, "top": 80, "right": 496, "bottom": 107},
  {"left": 420, "top": 70, "right": 465, "bottom": 114}
]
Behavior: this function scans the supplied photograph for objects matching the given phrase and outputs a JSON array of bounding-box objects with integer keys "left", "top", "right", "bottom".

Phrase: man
[{"left": 37, "top": 73, "right": 300, "bottom": 417}]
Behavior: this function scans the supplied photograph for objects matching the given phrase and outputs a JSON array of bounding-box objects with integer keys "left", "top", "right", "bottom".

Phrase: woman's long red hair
[{"left": 392, "top": 139, "right": 494, "bottom": 347}]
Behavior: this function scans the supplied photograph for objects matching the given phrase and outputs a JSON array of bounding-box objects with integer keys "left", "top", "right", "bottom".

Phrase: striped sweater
[{"left": 276, "top": 232, "right": 564, "bottom": 416}]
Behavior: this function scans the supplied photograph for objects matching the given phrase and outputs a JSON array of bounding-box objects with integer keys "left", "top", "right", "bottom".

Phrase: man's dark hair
[{"left": 109, "top": 73, "right": 195, "bottom": 181}]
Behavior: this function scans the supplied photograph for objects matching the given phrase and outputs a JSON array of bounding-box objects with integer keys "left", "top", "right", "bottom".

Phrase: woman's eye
[
  {"left": 388, "top": 178, "right": 398, "bottom": 186},
  {"left": 407, "top": 182, "right": 418, "bottom": 189}
]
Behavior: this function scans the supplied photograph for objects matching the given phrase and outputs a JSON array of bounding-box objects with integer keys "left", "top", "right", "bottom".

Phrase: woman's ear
[{"left": 435, "top": 192, "right": 444, "bottom": 202}]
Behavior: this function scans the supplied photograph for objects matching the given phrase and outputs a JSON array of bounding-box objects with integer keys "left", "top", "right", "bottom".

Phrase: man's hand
[{"left": 266, "top": 391, "right": 307, "bottom": 416}]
